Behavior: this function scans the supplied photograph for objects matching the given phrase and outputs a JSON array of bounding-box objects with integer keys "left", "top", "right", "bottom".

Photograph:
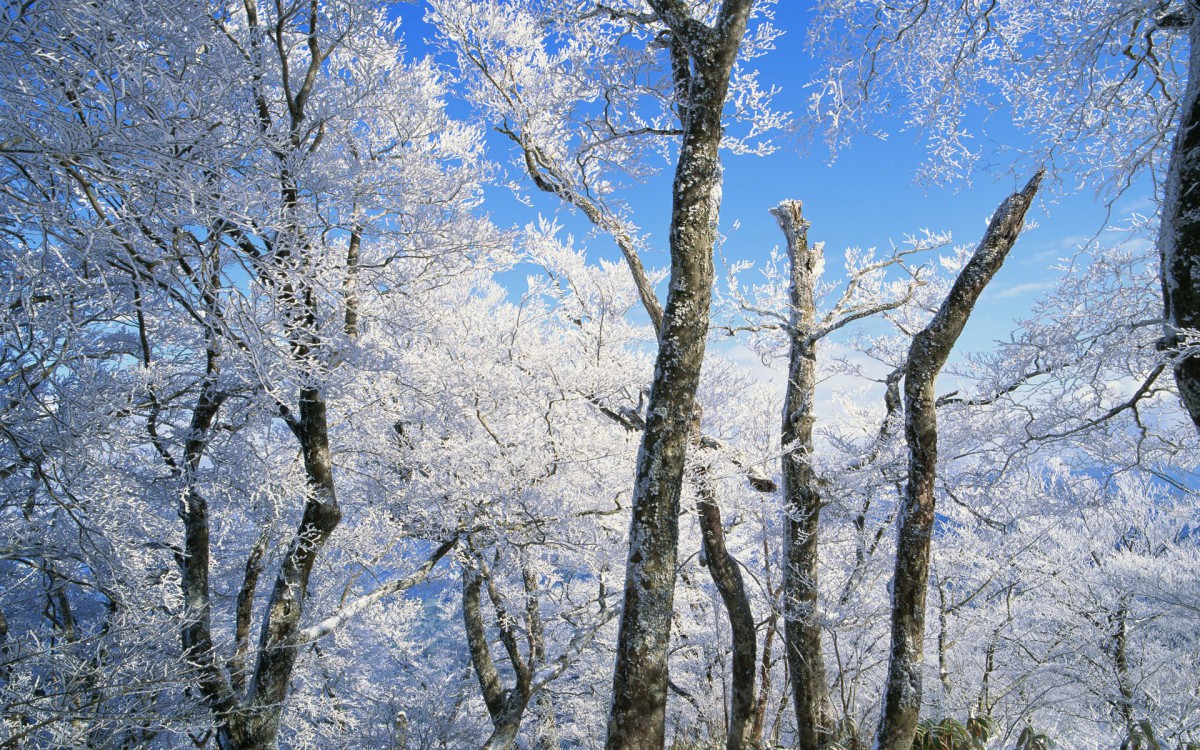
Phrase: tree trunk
[
  {"left": 175, "top": 308, "right": 249, "bottom": 750},
  {"left": 874, "top": 171, "right": 1042, "bottom": 750},
  {"left": 0, "top": 606, "right": 9, "bottom": 684},
  {"left": 750, "top": 587, "right": 779, "bottom": 746},
  {"left": 936, "top": 580, "right": 952, "bottom": 697},
  {"left": 464, "top": 564, "right": 531, "bottom": 750},
  {"left": 605, "top": 4, "right": 755, "bottom": 749},
  {"left": 532, "top": 692, "right": 559, "bottom": 750},
  {"left": 696, "top": 465, "right": 757, "bottom": 750},
  {"left": 524, "top": 564, "right": 560, "bottom": 750},
  {"left": 239, "top": 388, "right": 343, "bottom": 748},
  {"left": 481, "top": 699, "right": 531, "bottom": 750},
  {"left": 1158, "top": 0, "right": 1200, "bottom": 433},
  {"left": 1111, "top": 599, "right": 1136, "bottom": 741},
  {"left": 772, "top": 200, "right": 834, "bottom": 750},
  {"left": 463, "top": 552, "right": 544, "bottom": 750},
  {"left": 344, "top": 217, "right": 363, "bottom": 338},
  {"left": 179, "top": 379, "right": 232, "bottom": 721},
  {"left": 463, "top": 567, "right": 507, "bottom": 723}
]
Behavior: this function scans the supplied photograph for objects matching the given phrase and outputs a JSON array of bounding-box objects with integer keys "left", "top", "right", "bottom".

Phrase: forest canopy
[{"left": 0, "top": 2, "right": 1197, "bottom": 750}]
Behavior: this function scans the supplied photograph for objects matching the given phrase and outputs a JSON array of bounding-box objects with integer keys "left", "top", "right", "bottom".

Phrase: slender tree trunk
[
  {"left": 1111, "top": 599, "right": 1136, "bottom": 740},
  {"left": 771, "top": 200, "right": 833, "bottom": 750},
  {"left": 344, "top": 218, "right": 363, "bottom": 338},
  {"left": 523, "top": 564, "right": 560, "bottom": 750},
  {"left": 874, "top": 171, "right": 1042, "bottom": 750},
  {"left": 696, "top": 464, "right": 757, "bottom": 750},
  {"left": 1159, "top": 1, "right": 1200, "bottom": 434},
  {"left": 463, "top": 552, "right": 544, "bottom": 750},
  {"left": 463, "top": 568, "right": 507, "bottom": 722},
  {"left": 464, "top": 565, "right": 531, "bottom": 750},
  {"left": 605, "top": 4, "right": 755, "bottom": 749},
  {"left": 179, "top": 378, "right": 228, "bottom": 710},
  {"left": 977, "top": 638, "right": 995, "bottom": 717},
  {"left": 750, "top": 589, "right": 779, "bottom": 746},
  {"left": 239, "top": 388, "right": 343, "bottom": 748},
  {"left": 936, "top": 580, "right": 952, "bottom": 697},
  {"left": 0, "top": 606, "right": 9, "bottom": 685},
  {"left": 230, "top": 534, "right": 268, "bottom": 694},
  {"left": 174, "top": 288, "right": 248, "bottom": 750},
  {"left": 233, "top": 20, "right": 348, "bottom": 734}
]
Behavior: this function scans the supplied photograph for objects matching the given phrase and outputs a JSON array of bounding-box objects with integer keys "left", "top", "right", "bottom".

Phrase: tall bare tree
[
  {"left": 773, "top": 202, "right": 834, "bottom": 750},
  {"left": 875, "top": 171, "right": 1044, "bottom": 750},
  {"left": 762, "top": 200, "right": 928, "bottom": 750},
  {"left": 604, "top": 3, "right": 757, "bottom": 748}
]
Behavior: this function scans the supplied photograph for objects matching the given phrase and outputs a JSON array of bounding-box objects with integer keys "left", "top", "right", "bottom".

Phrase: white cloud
[{"left": 994, "top": 281, "right": 1049, "bottom": 299}]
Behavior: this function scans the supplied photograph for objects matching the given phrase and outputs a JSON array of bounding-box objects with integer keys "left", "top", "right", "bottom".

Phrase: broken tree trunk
[
  {"left": 772, "top": 200, "right": 834, "bottom": 750},
  {"left": 874, "top": 170, "right": 1043, "bottom": 750}
]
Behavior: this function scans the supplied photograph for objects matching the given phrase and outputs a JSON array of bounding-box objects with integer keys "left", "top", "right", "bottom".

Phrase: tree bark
[
  {"left": 1158, "top": 0, "right": 1200, "bottom": 433},
  {"left": 173, "top": 292, "right": 249, "bottom": 750},
  {"left": 874, "top": 171, "right": 1042, "bottom": 750},
  {"left": 772, "top": 200, "right": 834, "bottom": 750},
  {"left": 696, "top": 464, "right": 757, "bottom": 750},
  {"left": 344, "top": 217, "right": 363, "bottom": 338},
  {"left": 231, "top": 8, "right": 348, "bottom": 738},
  {"left": 230, "top": 534, "right": 268, "bottom": 694},
  {"left": 606, "top": 4, "right": 756, "bottom": 748},
  {"left": 1111, "top": 599, "right": 1136, "bottom": 741},
  {"left": 238, "top": 388, "right": 343, "bottom": 748},
  {"left": 463, "top": 551, "right": 549, "bottom": 750},
  {"left": 750, "top": 603, "right": 778, "bottom": 746},
  {"left": 0, "top": 606, "right": 9, "bottom": 684},
  {"left": 463, "top": 567, "right": 508, "bottom": 722},
  {"left": 523, "top": 565, "right": 561, "bottom": 750}
]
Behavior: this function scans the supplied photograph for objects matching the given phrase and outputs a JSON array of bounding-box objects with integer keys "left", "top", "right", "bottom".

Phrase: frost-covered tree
[
  {"left": 0, "top": 0, "right": 495, "bottom": 746},
  {"left": 871, "top": 171, "right": 1043, "bottom": 750},
  {"left": 807, "top": 0, "right": 1200, "bottom": 434},
  {"left": 3, "top": 1, "right": 1200, "bottom": 749},
  {"left": 430, "top": 2, "right": 776, "bottom": 747}
]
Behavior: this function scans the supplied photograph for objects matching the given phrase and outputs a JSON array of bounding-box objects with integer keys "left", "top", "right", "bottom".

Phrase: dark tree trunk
[
  {"left": 772, "top": 200, "right": 833, "bottom": 750},
  {"left": 1158, "top": 1, "right": 1200, "bottom": 433},
  {"left": 696, "top": 466, "right": 757, "bottom": 750},
  {"left": 230, "top": 534, "right": 268, "bottom": 694},
  {"left": 874, "top": 171, "right": 1042, "bottom": 750},
  {"left": 237, "top": 388, "right": 343, "bottom": 748},
  {"left": 605, "top": 4, "right": 756, "bottom": 748},
  {"left": 174, "top": 295, "right": 249, "bottom": 750},
  {"left": 749, "top": 601, "right": 778, "bottom": 746},
  {"left": 1111, "top": 599, "right": 1136, "bottom": 740},
  {"left": 179, "top": 379, "right": 231, "bottom": 715},
  {"left": 0, "top": 606, "right": 9, "bottom": 684},
  {"left": 463, "top": 551, "right": 545, "bottom": 750},
  {"left": 463, "top": 568, "right": 508, "bottom": 722}
]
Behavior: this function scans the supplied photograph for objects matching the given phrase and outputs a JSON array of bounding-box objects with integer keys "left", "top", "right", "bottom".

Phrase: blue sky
[{"left": 392, "top": 1, "right": 1160, "bottom": 358}]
